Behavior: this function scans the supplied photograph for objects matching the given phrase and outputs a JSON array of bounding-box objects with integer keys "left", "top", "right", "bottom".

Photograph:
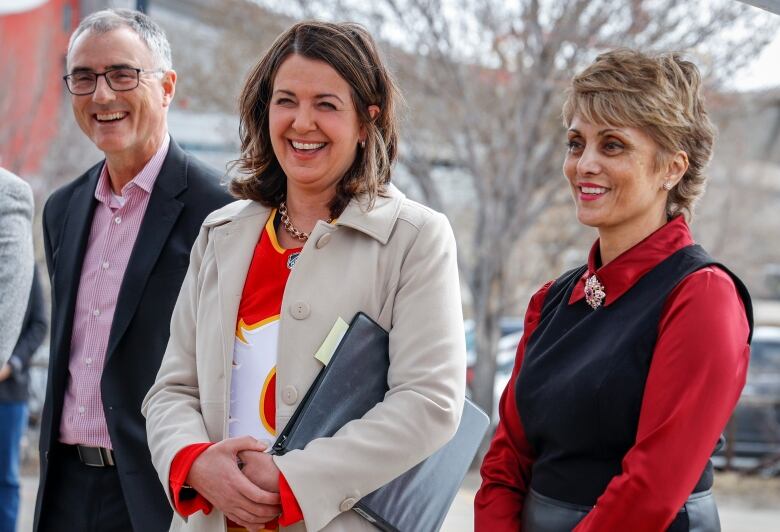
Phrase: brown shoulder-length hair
[
  {"left": 562, "top": 49, "right": 715, "bottom": 221},
  {"left": 230, "top": 21, "right": 400, "bottom": 217}
]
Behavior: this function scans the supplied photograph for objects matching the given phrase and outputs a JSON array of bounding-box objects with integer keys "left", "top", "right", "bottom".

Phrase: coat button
[
  {"left": 289, "top": 301, "right": 311, "bottom": 320},
  {"left": 339, "top": 497, "right": 357, "bottom": 512},
  {"left": 315, "top": 233, "right": 331, "bottom": 249},
  {"left": 282, "top": 385, "right": 298, "bottom": 405}
]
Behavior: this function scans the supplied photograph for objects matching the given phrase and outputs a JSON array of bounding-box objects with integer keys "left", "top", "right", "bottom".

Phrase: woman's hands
[
  {"left": 238, "top": 448, "right": 281, "bottom": 493},
  {"left": 187, "top": 436, "right": 281, "bottom": 530}
]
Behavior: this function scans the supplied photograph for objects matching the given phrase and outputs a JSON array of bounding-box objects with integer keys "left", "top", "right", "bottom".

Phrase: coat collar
[
  {"left": 203, "top": 183, "right": 406, "bottom": 245},
  {"left": 334, "top": 183, "right": 405, "bottom": 245}
]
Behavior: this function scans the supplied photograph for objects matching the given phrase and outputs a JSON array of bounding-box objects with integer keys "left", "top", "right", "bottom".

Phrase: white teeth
[
  {"left": 96, "top": 112, "right": 126, "bottom": 121},
  {"left": 291, "top": 140, "right": 325, "bottom": 150},
  {"left": 581, "top": 186, "right": 608, "bottom": 194}
]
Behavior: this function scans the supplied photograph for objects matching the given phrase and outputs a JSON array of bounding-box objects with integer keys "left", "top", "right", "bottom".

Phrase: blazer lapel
[
  {"left": 49, "top": 169, "right": 100, "bottom": 402},
  {"left": 212, "top": 207, "right": 268, "bottom": 372},
  {"left": 105, "top": 143, "right": 186, "bottom": 360}
]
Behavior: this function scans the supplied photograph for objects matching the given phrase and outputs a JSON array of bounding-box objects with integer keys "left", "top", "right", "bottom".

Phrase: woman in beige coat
[{"left": 142, "top": 21, "right": 466, "bottom": 532}]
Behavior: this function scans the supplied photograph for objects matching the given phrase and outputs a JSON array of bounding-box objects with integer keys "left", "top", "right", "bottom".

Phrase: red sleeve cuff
[
  {"left": 278, "top": 472, "right": 304, "bottom": 526},
  {"left": 170, "top": 443, "right": 214, "bottom": 516}
]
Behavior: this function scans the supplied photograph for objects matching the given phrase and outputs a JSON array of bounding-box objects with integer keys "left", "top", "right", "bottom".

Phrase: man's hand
[
  {"left": 0, "top": 363, "right": 11, "bottom": 382},
  {"left": 187, "top": 436, "right": 281, "bottom": 530},
  {"left": 238, "top": 449, "right": 281, "bottom": 493}
]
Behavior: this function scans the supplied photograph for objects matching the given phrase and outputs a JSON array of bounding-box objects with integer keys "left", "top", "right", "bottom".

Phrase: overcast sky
[{"left": 731, "top": 26, "right": 780, "bottom": 91}]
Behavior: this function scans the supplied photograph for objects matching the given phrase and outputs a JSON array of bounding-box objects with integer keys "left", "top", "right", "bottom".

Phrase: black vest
[{"left": 516, "top": 244, "right": 753, "bottom": 506}]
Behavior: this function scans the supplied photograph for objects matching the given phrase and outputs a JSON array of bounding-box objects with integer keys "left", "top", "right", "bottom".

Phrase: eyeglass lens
[{"left": 67, "top": 69, "right": 139, "bottom": 94}]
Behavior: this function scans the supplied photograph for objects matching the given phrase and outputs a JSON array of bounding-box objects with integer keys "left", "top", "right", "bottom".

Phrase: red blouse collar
[{"left": 569, "top": 216, "right": 694, "bottom": 307}]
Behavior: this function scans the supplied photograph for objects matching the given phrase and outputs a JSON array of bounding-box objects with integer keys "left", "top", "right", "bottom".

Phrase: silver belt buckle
[{"left": 76, "top": 445, "right": 115, "bottom": 467}]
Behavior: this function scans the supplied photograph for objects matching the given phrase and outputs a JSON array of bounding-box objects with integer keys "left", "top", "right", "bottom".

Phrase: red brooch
[{"left": 584, "top": 274, "right": 606, "bottom": 309}]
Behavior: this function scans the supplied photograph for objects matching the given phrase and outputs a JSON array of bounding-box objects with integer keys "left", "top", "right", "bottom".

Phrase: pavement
[{"left": 16, "top": 469, "right": 780, "bottom": 531}]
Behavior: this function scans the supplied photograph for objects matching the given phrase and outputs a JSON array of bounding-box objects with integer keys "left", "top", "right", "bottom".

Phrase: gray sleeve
[{"left": 0, "top": 169, "right": 34, "bottom": 366}]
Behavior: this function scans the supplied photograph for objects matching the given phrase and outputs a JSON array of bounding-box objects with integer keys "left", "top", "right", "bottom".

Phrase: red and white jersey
[{"left": 228, "top": 210, "right": 301, "bottom": 445}]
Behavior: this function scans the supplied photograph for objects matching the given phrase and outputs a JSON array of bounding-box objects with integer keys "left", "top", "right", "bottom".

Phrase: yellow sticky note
[{"left": 314, "top": 317, "right": 349, "bottom": 366}]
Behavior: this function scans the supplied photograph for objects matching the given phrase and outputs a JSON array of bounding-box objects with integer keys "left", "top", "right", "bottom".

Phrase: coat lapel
[
  {"left": 105, "top": 142, "right": 186, "bottom": 360},
  {"left": 212, "top": 204, "right": 269, "bottom": 371},
  {"left": 49, "top": 169, "right": 99, "bottom": 396}
]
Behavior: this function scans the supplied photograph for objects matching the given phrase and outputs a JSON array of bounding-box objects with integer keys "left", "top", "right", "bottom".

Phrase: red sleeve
[
  {"left": 474, "top": 281, "right": 553, "bottom": 532},
  {"left": 574, "top": 267, "right": 750, "bottom": 531},
  {"left": 278, "top": 473, "right": 304, "bottom": 526},
  {"left": 170, "top": 443, "right": 214, "bottom": 516}
]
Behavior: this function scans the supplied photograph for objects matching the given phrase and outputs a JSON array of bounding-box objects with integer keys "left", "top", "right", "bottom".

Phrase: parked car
[
  {"left": 466, "top": 329, "right": 523, "bottom": 425},
  {"left": 471, "top": 326, "right": 780, "bottom": 449},
  {"left": 715, "top": 326, "right": 780, "bottom": 470},
  {"left": 464, "top": 317, "right": 523, "bottom": 368}
]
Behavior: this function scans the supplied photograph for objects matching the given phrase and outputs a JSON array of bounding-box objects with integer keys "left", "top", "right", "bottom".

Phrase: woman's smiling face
[
  {"left": 269, "top": 54, "right": 364, "bottom": 198},
  {"left": 563, "top": 116, "right": 671, "bottom": 233}
]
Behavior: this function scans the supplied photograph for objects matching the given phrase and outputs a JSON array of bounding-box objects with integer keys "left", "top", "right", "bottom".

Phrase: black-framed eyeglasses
[{"left": 63, "top": 67, "right": 163, "bottom": 95}]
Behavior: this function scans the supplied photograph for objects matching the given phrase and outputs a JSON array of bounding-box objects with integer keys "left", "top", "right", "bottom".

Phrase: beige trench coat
[{"left": 142, "top": 184, "right": 466, "bottom": 531}]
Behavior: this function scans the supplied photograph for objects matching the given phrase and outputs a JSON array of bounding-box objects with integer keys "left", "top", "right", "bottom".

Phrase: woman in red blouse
[{"left": 475, "top": 49, "right": 752, "bottom": 532}]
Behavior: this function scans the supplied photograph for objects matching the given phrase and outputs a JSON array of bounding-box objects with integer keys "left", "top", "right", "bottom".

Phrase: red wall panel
[{"left": 0, "top": 0, "right": 79, "bottom": 176}]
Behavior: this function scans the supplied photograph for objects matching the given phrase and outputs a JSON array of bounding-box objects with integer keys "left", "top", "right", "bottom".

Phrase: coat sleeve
[
  {"left": 273, "top": 211, "right": 467, "bottom": 532},
  {"left": 142, "top": 223, "right": 213, "bottom": 514},
  {"left": 0, "top": 172, "right": 34, "bottom": 366},
  {"left": 574, "top": 267, "right": 750, "bottom": 531},
  {"left": 474, "top": 281, "right": 552, "bottom": 531},
  {"left": 9, "top": 267, "right": 48, "bottom": 374}
]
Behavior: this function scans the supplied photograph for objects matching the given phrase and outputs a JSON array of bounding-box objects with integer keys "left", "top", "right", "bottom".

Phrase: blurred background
[{"left": 2, "top": 0, "right": 780, "bottom": 530}]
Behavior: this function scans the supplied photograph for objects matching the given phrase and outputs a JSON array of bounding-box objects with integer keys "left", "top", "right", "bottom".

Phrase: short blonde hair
[{"left": 562, "top": 49, "right": 715, "bottom": 220}]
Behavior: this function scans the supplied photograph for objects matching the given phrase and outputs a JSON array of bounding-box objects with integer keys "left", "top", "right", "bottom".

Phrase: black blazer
[
  {"left": 0, "top": 265, "right": 47, "bottom": 402},
  {"left": 34, "top": 139, "right": 232, "bottom": 532}
]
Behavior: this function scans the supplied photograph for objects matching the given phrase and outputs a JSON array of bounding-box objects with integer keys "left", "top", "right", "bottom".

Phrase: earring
[
  {"left": 360, "top": 140, "right": 366, "bottom": 149},
  {"left": 663, "top": 181, "right": 673, "bottom": 190}
]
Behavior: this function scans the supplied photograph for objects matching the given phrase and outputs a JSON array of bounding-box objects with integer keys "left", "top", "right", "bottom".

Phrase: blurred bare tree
[
  {"left": 165, "top": 0, "right": 778, "bottom": 426},
  {"left": 281, "top": 0, "right": 778, "bottom": 425}
]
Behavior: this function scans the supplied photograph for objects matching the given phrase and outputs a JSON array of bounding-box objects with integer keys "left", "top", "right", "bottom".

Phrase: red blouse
[{"left": 475, "top": 217, "right": 750, "bottom": 531}]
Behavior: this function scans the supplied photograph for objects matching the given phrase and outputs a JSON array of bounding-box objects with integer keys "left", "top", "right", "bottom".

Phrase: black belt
[
  {"left": 64, "top": 443, "right": 116, "bottom": 467},
  {"left": 522, "top": 488, "right": 720, "bottom": 531}
]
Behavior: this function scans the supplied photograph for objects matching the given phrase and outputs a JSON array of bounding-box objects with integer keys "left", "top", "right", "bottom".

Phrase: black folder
[{"left": 271, "top": 312, "right": 490, "bottom": 532}]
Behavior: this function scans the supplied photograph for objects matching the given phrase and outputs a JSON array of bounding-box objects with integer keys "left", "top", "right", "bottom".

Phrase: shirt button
[
  {"left": 315, "top": 233, "right": 331, "bottom": 249},
  {"left": 339, "top": 497, "right": 357, "bottom": 512},
  {"left": 102, "top": 261, "right": 110, "bottom": 269},
  {"left": 78, "top": 406, "right": 85, "bottom": 414},
  {"left": 92, "top": 309, "right": 100, "bottom": 317},
  {"left": 282, "top": 385, "right": 298, "bottom": 405},
  {"left": 85, "top": 357, "right": 93, "bottom": 365},
  {"left": 114, "top": 216, "right": 122, "bottom": 224},
  {"left": 289, "top": 301, "right": 310, "bottom": 320}
]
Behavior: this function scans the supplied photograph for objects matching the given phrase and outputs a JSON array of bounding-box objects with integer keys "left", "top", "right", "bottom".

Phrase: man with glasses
[{"left": 34, "top": 9, "right": 231, "bottom": 531}]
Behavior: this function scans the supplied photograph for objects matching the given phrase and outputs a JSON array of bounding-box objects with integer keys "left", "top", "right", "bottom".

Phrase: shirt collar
[
  {"left": 569, "top": 216, "right": 694, "bottom": 307},
  {"left": 94, "top": 133, "right": 171, "bottom": 206}
]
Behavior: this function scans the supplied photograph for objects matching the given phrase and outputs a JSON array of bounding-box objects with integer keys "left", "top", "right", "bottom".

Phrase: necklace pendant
[{"left": 584, "top": 274, "right": 606, "bottom": 309}]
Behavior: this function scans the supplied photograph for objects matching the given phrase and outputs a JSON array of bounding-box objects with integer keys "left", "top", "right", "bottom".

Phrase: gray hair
[{"left": 67, "top": 8, "right": 172, "bottom": 71}]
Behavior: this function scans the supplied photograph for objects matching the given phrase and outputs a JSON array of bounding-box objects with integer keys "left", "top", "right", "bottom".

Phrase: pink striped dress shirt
[{"left": 59, "top": 135, "right": 170, "bottom": 448}]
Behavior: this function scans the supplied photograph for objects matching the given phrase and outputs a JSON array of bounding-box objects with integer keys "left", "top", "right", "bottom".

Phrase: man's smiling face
[{"left": 67, "top": 27, "right": 174, "bottom": 162}]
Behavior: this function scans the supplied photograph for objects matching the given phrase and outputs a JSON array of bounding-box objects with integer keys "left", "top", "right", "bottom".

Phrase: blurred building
[
  {"left": 0, "top": 0, "right": 81, "bottom": 176},
  {"left": 167, "top": 109, "right": 238, "bottom": 175}
]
